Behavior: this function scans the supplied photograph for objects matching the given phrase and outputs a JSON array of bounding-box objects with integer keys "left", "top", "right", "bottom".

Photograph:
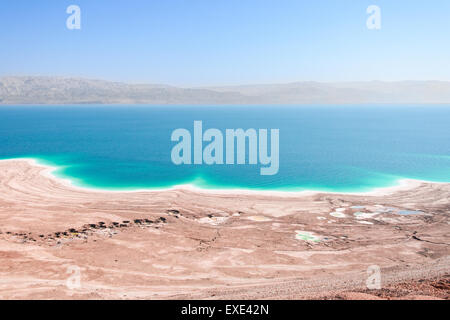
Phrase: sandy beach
[{"left": 0, "top": 159, "right": 448, "bottom": 300}]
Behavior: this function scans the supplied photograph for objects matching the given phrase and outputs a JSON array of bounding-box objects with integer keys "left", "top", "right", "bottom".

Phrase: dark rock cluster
[{"left": 0, "top": 215, "right": 169, "bottom": 246}]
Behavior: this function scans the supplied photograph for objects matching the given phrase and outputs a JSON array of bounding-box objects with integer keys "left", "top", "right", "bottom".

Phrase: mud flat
[{"left": 0, "top": 159, "right": 448, "bottom": 299}]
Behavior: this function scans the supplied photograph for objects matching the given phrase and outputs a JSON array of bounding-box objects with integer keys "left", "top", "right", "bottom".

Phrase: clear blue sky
[{"left": 0, "top": 0, "right": 449, "bottom": 86}]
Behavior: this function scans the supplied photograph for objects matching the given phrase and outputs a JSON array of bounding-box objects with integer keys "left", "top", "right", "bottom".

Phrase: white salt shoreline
[{"left": 0, "top": 157, "right": 445, "bottom": 198}]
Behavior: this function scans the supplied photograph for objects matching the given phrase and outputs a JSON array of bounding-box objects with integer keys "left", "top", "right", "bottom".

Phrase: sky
[{"left": 0, "top": 0, "right": 449, "bottom": 86}]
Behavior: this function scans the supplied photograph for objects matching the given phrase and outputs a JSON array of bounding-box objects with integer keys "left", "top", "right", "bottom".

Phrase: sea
[{"left": 0, "top": 105, "right": 449, "bottom": 193}]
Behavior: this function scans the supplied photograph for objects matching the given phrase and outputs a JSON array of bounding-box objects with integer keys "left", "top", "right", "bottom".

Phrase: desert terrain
[{"left": 0, "top": 159, "right": 448, "bottom": 299}]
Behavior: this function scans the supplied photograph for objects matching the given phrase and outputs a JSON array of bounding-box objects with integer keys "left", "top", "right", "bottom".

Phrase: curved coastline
[
  {"left": 0, "top": 156, "right": 446, "bottom": 197},
  {"left": 0, "top": 156, "right": 449, "bottom": 300}
]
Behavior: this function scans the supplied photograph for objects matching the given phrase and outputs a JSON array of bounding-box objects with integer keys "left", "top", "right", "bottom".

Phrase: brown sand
[{"left": 0, "top": 159, "right": 448, "bottom": 300}]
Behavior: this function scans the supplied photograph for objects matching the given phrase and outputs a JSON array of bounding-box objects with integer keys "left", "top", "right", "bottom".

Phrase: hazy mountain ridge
[
  {"left": 205, "top": 81, "right": 450, "bottom": 104},
  {"left": 1, "top": 76, "right": 450, "bottom": 104}
]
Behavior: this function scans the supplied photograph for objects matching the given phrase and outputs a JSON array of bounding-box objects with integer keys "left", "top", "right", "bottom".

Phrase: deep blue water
[{"left": 0, "top": 105, "right": 449, "bottom": 192}]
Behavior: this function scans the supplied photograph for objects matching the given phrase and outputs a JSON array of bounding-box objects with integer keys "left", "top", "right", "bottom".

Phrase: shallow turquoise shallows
[{"left": 0, "top": 105, "right": 449, "bottom": 192}]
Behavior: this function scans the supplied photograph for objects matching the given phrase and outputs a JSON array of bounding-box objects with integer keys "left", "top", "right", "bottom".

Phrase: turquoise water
[{"left": 0, "top": 105, "right": 449, "bottom": 192}]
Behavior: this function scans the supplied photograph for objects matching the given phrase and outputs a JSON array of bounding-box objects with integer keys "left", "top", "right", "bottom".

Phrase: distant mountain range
[{"left": 1, "top": 76, "right": 450, "bottom": 104}]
